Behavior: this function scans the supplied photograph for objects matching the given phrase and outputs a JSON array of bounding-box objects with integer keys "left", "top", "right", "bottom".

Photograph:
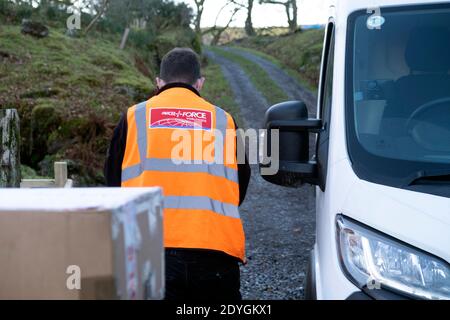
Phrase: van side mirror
[{"left": 260, "top": 101, "right": 322, "bottom": 187}]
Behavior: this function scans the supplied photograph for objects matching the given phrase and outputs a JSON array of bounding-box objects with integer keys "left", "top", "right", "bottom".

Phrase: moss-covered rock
[{"left": 30, "top": 101, "right": 63, "bottom": 164}]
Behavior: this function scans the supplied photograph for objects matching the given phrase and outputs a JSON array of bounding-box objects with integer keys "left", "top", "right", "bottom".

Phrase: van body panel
[{"left": 312, "top": 0, "right": 450, "bottom": 299}]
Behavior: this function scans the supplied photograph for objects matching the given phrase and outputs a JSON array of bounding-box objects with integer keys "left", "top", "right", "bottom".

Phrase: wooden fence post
[
  {"left": 0, "top": 109, "right": 21, "bottom": 188},
  {"left": 54, "top": 162, "right": 68, "bottom": 188}
]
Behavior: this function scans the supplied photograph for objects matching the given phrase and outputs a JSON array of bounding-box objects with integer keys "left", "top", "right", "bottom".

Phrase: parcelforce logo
[{"left": 149, "top": 108, "right": 212, "bottom": 131}]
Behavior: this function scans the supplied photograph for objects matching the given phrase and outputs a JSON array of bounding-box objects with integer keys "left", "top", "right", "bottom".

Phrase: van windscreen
[{"left": 346, "top": 3, "right": 450, "bottom": 196}]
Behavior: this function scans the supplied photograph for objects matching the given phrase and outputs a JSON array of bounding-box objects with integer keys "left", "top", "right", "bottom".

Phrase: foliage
[{"left": 101, "top": 0, "right": 193, "bottom": 43}]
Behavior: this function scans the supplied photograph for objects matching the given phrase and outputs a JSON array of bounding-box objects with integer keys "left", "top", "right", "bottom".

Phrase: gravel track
[
  {"left": 220, "top": 46, "right": 317, "bottom": 115},
  {"left": 205, "top": 48, "right": 317, "bottom": 300}
]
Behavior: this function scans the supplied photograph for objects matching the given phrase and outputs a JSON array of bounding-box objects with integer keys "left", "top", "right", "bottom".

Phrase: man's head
[{"left": 157, "top": 48, "right": 205, "bottom": 91}]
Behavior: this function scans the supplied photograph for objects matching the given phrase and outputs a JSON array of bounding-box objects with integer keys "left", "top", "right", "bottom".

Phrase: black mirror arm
[
  {"left": 279, "top": 161, "right": 318, "bottom": 175},
  {"left": 267, "top": 119, "right": 323, "bottom": 133}
]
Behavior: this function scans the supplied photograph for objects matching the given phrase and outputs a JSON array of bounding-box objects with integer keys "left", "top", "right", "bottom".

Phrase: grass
[
  {"left": 0, "top": 25, "right": 154, "bottom": 116},
  {"left": 201, "top": 62, "right": 243, "bottom": 127},
  {"left": 229, "top": 45, "right": 318, "bottom": 94},
  {"left": 234, "top": 29, "right": 325, "bottom": 90},
  {"left": 208, "top": 46, "right": 289, "bottom": 106}
]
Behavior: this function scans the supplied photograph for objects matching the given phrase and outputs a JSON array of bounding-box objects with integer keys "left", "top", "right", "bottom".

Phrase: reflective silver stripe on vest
[
  {"left": 214, "top": 106, "right": 227, "bottom": 164},
  {"left": 135, "top": 101, "right": 148, "bottom": 165},
  {"left": 164, "top": 196, "right": 240, "bottom": 219},
  {"left": 122, "top": 158, "right": 238, "bottom": 182},
  {"left": 122, "top": 104, "right": 238, "bottom": 185}
]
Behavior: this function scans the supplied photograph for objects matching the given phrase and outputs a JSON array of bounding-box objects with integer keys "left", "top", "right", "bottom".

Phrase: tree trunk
[
  {"left": 194, "top": 1, "right": 204, "bottom": 35},
  {"left": 119, "top": 27, "right": 130, "bottom": 50},
  {"left": 84, "top": 0, "right": 110, "bottom": 36},
  {"left": 245, "top": 0, "right": 255, "bottom": 36},
  {"left": 211, "top": 32, "right": 222, "bottom": 46},
  {"left": 288, "top": 0, "right": 298, "bottom": 32},
  {"left": 0, "top": 109, "right": 21, "bottom": 188}
]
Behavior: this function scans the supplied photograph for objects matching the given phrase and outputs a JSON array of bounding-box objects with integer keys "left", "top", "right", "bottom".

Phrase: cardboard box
[{"left": 0, "top": 188, "right": 164, "bottom": 300}]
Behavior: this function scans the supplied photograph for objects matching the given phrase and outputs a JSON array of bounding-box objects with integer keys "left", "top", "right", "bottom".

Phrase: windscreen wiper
[{"left": 405, "top": 169, "right": 450, "bottom": 187}]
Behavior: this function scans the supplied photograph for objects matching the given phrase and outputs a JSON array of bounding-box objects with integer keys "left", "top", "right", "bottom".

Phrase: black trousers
[{"left": 164, "top": 248, "right": 242, "bottom": 301}]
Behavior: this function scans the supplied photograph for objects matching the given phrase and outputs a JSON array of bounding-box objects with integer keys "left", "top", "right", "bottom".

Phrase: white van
[{"left": 260, "top": 0, "right": 450, "bottom": 299}]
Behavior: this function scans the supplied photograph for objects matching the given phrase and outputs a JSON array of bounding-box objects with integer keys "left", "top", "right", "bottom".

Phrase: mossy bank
[{"left": 0, "top": 25, "right": 210, "bottom": 185}]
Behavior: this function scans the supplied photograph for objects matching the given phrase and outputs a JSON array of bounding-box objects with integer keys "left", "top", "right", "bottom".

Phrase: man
[{"left": 105, "top": 48, "right": 251, "bottom": 301}]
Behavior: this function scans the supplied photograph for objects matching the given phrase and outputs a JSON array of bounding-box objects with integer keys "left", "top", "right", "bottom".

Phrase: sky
[{"left": 176, "top": 0, "right": 330, "bottom": 28}]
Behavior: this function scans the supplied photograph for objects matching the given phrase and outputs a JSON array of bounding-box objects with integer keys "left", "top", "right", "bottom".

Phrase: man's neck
[{"left": 157, "top": 82, "right": 201, "bottom": 97}]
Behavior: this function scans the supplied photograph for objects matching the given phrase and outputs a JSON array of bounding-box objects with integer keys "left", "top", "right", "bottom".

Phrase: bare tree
[
  {"left": 202, "top": 2, "right": 241, "bottom": 45},
  {"left": 245, "top": 0, "right": 255, "bottom": 36},
  {"left": 193, "top": 0, "right": 205, "bottom": 35},
  {"left": 230, "top": 0, "right": 255, "bottom": 36},
  {"left": 259, "top": 0, "right": 298, "bottom": 32}
]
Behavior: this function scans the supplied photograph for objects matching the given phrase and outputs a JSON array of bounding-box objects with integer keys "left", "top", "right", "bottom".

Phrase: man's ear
[
  {"left": 194, "top": 77, "right": 205, "bottom": 91},
  {"left": 156, "top": 77, "right": 165, "bottom": 89}
]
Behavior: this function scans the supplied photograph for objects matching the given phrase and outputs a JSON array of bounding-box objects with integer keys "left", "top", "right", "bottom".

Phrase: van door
[{"left": 316, "top": 22, "right": 336, "bottom": 191}]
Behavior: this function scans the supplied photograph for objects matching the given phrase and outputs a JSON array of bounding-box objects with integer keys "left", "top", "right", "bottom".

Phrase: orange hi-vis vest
[{"left": 121, "top": 87, "right": 245, "bottom": 262}]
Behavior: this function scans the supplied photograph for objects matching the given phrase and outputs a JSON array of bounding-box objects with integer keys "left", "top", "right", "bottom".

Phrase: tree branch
[{"left": 84, "top": 0, "right": 110, "bottom": 35}]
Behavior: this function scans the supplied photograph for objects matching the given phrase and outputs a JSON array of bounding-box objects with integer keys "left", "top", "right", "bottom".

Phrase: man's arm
[
  {"left": 233, "top": 119, "right": 251, "bottom": 206},
  {"left": 238, "top": 155, "right": 251, "bottom": 206},
  {"left": 104, "top": 113, "right": 127, "bottom": 187}
]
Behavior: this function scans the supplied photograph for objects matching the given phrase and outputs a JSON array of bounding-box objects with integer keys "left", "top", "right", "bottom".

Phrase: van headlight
[{"left": 336, "top": 215, "right": 450, "bottom": 300}]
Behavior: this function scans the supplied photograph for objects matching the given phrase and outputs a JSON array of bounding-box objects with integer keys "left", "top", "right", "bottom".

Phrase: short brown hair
[{"left": 160, "top": 48, "right": 201, "bottom": 85}]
